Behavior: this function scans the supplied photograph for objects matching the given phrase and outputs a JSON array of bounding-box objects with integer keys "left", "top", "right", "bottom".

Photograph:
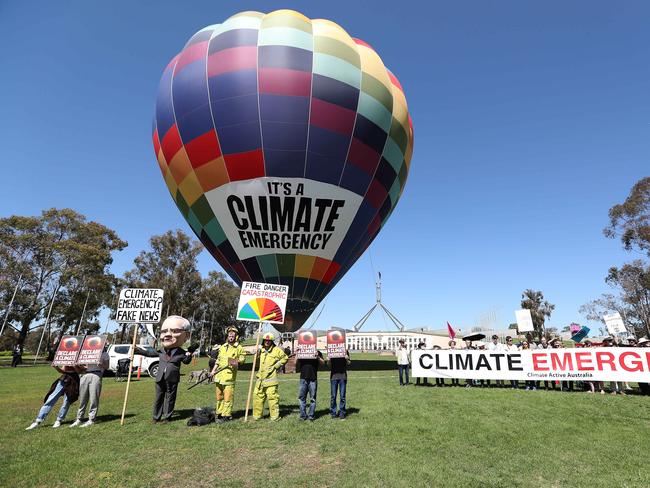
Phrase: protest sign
[
  {"left": 571, "top": 327, "right": 590, "bottom": 343},
  {"left": 327, "top": 329, "right": 347, "bottom": 358},
  {"left": 52, "top": 335, "right": 84, "bottom": 366},
  {"left": 77, "top": 335, "right": 107, "bottom": 366},
  {"left": 411, "top": 348, "right": 650, "bottom": 382},
  {"left": 603, "top": 312, "right": 626, "bottom": 335},
  {"left": 515, "top": 309, "right": 534, "bottom": 332},
  {"left": 116, "top": 288, "right": 164, "bottom": 323},
  {"left": 296, "top": 330, "right": 317, "bottom": 359},
  {"left": 236, "top": 281, "right": 288, "bottom": 325}
]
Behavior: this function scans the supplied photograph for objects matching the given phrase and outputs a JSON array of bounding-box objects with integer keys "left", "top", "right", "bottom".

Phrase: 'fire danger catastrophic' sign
[
  {"left": 116, "top": 288, "right": 164, "bottom": 323},
  {"left": 236, "top": 281, "right": 289, "bottom": 324}
]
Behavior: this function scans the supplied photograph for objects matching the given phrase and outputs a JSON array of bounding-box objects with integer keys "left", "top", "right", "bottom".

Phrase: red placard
[
  {"left": 77, "top": 335, "right": 107, "bottom": 366},
  {"left": 296, "top": 331, "right": 317, "bottom": 359},
  {"left": 52, "top": 335, "right": 84, "bottom": 366},
  {"left": 327, "top": 330, "right": 347, "bottom": 359}
]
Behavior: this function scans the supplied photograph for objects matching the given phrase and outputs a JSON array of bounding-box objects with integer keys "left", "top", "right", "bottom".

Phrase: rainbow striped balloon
[{"left": 153, "top": 10, "right": 414, "bottom": 332}]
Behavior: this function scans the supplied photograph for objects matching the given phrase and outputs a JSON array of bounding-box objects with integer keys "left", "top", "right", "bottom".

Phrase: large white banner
[
  {"left": 205, "top": 177, "right": 363, "bottom": 261},
  {"left": 411, "top": 349, "right": 650, "bottom": 382}
]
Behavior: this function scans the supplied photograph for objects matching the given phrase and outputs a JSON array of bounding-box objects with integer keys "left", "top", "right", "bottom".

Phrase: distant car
[{"left": 107, "top": 344, "right": 160, "bottom": 378}]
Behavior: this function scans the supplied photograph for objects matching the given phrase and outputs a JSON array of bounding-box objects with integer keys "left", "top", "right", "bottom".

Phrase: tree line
[{"left": 0, "top": 209, "right": 246, "bottom": 357}]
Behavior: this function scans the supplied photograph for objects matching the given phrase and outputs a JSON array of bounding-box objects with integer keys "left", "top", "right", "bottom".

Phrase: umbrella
[{"left": 462, "top": 333, "right": 486, "bottom": 342}]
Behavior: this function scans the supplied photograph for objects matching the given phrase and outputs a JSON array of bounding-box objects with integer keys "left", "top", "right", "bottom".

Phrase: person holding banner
[
  {"left": 415, "top": 342, "right": 430, "bottom": 386},
  {"left": 70, "top": 347, "right": 110, "bottom": 428},
  {"left": 447, "top": 340, "right": 461, "bottom": 387},
  {"left": 253, "top": 333, "right": 288, "bottom": 421},
  {"left": 504, "top": 336, "right": 519, "bottom": 389},
  {"left": 210, "top": 326, "right": 246, "bottom": 423},
  {"left": 152, "top": 316, "right": 193, "bottom": 422},
  {"left": 26, "top": 366, "right": 80, "bottom": 430}
]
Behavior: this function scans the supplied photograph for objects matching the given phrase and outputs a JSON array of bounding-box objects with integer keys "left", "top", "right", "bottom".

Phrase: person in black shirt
[
  {"left": 296, "top": 350, "right": 324, "bottom": 421},
  {"left": 329, "top": 350, "right": 351, "bottom": 420}
]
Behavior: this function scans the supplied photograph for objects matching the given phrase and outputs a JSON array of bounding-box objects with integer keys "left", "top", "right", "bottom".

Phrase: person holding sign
[
  {"left": 253, "top": 333, "right": 288, "bottom": 421},
  {"left": 210, "top": 326, "right": 246, "bottom": 423},
  {"left": 70, "top": 346, "right": 110, "bottom": 428},
  {"left": 296, "top": 350, "right": 325, "bottom": 421},
  {"left": 329, "top": 349, "right": 351, "bottom": 420},
  {"left": 152, "top": 316, "right": 193, "bottom": 422},
  {"left": 25, "top": 366, "right": 80, "bottom": 430}
]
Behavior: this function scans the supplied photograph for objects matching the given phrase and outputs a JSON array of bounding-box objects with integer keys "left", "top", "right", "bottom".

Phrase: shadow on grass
[
  {"left": 348, "top": 359, "right": 396, "bottom": 371},
  {"left": 93, "top": 413, "right": 136, "bottom": 423}
]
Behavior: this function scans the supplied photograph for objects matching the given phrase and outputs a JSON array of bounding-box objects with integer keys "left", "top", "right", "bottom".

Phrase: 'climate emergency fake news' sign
[
  {"left": 116, "top": 288, "right": 164, "bottom": 324},
  {"left": 411, "top": 348, "right": 650, "bottom": 382}
]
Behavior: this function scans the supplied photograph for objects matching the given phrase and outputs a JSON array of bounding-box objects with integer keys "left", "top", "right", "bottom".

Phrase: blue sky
[{"left": 2, "top": 1, "right": 648, "bottom": 335}]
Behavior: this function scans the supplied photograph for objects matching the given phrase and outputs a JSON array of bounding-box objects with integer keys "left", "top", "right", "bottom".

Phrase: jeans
[
  {"left": 298, "top": 379, "right": 317, "bottom": 419},
  {"left": 37, "top": 380, "right": 71, "bottom": 422},
  {"left": 330, "top": 378, "right": 347, "bottom": 417},
  {"left": 398, "top": 364, "right": 409, "bottom": 385}
]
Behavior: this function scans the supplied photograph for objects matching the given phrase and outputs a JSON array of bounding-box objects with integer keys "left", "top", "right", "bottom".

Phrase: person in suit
[{"left": 152, "top": 315, "right": 193, "bottom": 422}]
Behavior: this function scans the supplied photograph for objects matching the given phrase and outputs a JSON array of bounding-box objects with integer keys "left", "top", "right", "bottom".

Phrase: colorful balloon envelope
[{"left": 153, "top": 10, "right": 414, "bottom": 332}]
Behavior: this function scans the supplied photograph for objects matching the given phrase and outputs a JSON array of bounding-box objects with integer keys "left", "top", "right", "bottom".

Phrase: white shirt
[
  {"left": 487, "top": 341, "right": 504, "bottom": 352},
  {"left": 396, "top": 347, "right": 410, "bottom": 365}
]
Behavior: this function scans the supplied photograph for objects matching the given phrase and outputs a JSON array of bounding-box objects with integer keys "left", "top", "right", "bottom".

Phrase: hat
[
  {"left": 398, "top": 339, "right": 405, "bottom": 343},
  {"left": 638, "top": 337, "right": 649, "bottom": 345},
  {"left": 262, "top": 332, "right": 275, "bottom": 341},
  {"left": 226, "top": 326, "right": 239, "bottom": 337}
]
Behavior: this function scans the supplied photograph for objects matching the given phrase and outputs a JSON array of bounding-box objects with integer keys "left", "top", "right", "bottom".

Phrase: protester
[
  {"left": 602, "top": 337, "right": 625, "bottom": 395},
  {"left": 520, "top": 341, "right": 536, "bottom": 390},
  {"left": 504, "top": 336, "right": 519, "bottom": 389},
  {"left": 537, "top": 337, "right": 552, "bottom": 390},
  {"left": 152, "top": 315, "right": 193, "bottom": 423},
  {"left": 253, "top": 333, "right": 288, "bottom": 421},
  {"left": 11, "top": 344, "right": 22, "bottom": 367},
  {"left": 210, "top": 326, "right": 246, "bottom": 423},
  {"left": 296, "top": 350, "right": 324, "bottom": 421},
  {"left": 462, "top": 339, "right": 477, "bottom": 388},
  {"left": 26, "top": 366, "right": 80, "bottom": 430},
  {"left": 414, "top": 342, "right": 429, "bottom": 386},
  {"left": 448, "top": 340, "right": 461, "bottom": 386},
  {"left": 70, "top": 346, "right": 110, "bottom": 428},
  {"left": 395, "top": 339, "right": 410, "bottom": 386},
  {"left": 486, "top": 335, "right": 504, "bottom": 387},
  {"left": 582, "top": 341, "right": 596, "bottom": 393},
  {"left": 329, "top": 349, "right": 351, "bottom": 420}
]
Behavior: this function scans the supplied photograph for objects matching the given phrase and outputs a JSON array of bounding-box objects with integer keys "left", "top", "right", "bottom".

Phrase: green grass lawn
[{"left": 1, "top": 354, "right": 649, "bottom": 488}]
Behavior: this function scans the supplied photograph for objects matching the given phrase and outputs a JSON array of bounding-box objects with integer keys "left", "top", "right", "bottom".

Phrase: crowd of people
[
  {"left": 23, "top": 316, "right": 352, "bottom": 430},
  {"left": 398, "top": 334, "right": 650, "bottom": 395},
  {"left": 21, "top": 319, "right": 650, "bottom": 431}
]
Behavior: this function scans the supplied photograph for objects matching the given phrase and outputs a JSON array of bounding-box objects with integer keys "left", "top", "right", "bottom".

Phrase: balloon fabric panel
[{"left": 153, "top": 10, "right": 413, "bottom": 331}]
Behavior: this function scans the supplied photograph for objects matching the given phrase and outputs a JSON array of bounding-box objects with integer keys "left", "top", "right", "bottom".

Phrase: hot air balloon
[{"left": 153, "top": 10, "right": 414, "bottom": 332}]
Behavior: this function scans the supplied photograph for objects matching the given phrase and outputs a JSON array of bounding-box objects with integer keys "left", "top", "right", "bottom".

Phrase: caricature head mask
[{"left": 160, "top": 316, "right": 190, "bottom": 349}]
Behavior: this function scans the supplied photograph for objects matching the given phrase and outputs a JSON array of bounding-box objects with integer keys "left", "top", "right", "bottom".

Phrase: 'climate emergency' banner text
[{"left": 411, "top": 348, "right": 650, "bottom": 382}]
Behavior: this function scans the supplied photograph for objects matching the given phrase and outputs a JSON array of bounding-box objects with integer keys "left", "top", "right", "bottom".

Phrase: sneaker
[
  {"left": 26, "top": 421, "right": 41, "bottom": 431},
  {"left": 339, "top": 416, "right": 346, "bottom": 421},
  {"left": 69, "top": 419, "right": 82, "bottom": 428},
  {"left": 52, "top": 420, "right": 62, "bottom": 428},
  {"left": 80, "top": 420, "right": 94, "bottom": 428}
]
